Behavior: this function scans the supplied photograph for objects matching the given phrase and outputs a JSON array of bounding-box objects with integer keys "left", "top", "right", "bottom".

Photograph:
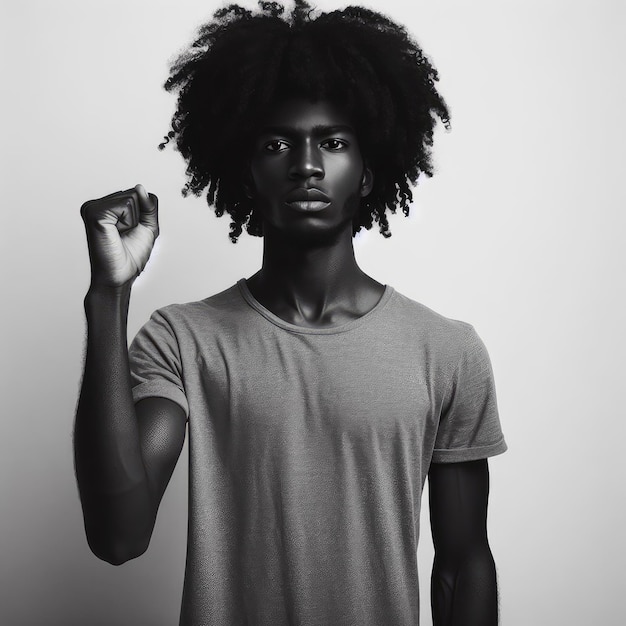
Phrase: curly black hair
[{"left": 160, "top": 0, "right": 450, "bottom": 242}]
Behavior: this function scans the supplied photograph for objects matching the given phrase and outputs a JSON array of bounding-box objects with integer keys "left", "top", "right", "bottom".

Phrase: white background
[{"left": 2, "top": 1, "right": 625, "bottom": 624}]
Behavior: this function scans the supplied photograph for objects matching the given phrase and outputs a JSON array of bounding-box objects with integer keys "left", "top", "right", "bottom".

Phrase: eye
[
  {"left": 264, "top": 139, "right": 290, "bottom": 153},
  {"left": 321, "top": 138, "right": 348, "bottom": 151}
]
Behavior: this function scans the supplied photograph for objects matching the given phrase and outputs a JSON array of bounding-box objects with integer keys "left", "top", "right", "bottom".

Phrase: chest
[{"left": 192, "top": 331, "right": 439, "bottom": 451}]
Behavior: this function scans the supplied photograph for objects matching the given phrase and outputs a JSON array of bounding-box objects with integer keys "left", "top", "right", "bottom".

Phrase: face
[{"left": 247, "top": 98, "right": 373, "bottom": 242}]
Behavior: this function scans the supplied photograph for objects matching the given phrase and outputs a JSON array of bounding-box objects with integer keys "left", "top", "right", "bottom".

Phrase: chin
[
  {"left": 260, "top": 198, "right": 362, "bottom": 246},
  {"left": 279, "top": 216, "right": 356, "bottom": 246}
]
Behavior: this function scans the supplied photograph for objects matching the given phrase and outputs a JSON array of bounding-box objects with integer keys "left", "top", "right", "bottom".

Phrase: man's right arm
[{"left": 74, "top": 186, "right": 186, "bottom": 566}]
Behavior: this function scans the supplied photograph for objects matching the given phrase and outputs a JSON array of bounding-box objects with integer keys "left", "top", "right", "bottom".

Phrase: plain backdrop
[{"left": 2, "top": 0, "right": 625, "bottom": 624}]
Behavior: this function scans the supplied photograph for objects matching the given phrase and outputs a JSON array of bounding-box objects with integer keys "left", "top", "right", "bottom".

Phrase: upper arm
[
  {"left": 135, "top": 397, "right": 187, "bottom": 508},
  {"left": 428, "top": 459, "right": 490, "bottom": 558}
]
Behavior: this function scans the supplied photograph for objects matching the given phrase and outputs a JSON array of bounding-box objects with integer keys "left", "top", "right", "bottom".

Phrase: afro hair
[{"left": 160, "top": 0, "right": 450, "bottom": 242}]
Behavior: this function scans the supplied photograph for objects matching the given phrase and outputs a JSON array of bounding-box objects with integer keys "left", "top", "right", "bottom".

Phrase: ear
[{"left": 359, "top": 164, "right": 374, "bottom": 198}]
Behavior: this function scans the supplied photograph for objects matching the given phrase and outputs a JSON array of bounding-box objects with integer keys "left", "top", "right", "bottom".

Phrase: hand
[{"left": 81, "top": 184, "right": 159, "bottom": 288}]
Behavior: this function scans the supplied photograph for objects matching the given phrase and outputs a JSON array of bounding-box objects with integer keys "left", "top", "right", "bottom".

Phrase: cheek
[
  {"left": 250, "top": 161, "right": 285, "bottom": 197},
  {"left": 331, "top": 161, "right": 364, "bottom": 197},
  {"left": 343, "top": 190, "right": 363, "bottom": 216}
]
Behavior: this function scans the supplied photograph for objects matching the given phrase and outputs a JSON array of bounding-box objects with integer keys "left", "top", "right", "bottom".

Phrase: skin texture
[
  {"left": 75, "top": 187, "right": 186, "bottom": 564},
  {"left": 74, "top": 99, "right": 498, "bottom": 624},
  {"left": 245, "top": 98, "right": 384, "bottom": 327},
  {"left": 248, "top": 98, "right": 372, "bottom": 243},
  {"left": 429, "top": 460, "right": 498, "bottom": 625}
]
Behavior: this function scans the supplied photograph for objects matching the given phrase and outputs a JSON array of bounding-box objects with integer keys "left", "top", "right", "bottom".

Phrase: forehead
[{"left": 257, "top": 97, "right": 355, "bottom": 134}]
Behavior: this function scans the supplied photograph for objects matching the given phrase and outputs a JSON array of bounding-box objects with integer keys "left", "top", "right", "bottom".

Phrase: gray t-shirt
[{"left": 129, "top": 280, "right": 506, "bottom": 626}]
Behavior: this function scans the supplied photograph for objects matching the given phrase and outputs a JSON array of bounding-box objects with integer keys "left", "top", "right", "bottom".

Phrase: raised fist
[{"left": 81, "top": 184, "right": 159, "bottom": 288}]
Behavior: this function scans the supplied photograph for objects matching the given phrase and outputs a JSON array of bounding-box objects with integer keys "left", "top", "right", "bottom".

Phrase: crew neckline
[{"left": 237, "top": 278, "right": 394, "bottom": 335}]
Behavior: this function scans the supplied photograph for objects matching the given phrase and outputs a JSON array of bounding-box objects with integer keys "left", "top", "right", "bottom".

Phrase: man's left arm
[{"left": 428, "top": 458, "right": 498, "bottom": 626}]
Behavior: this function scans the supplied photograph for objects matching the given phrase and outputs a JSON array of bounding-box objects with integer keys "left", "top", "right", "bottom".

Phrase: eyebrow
[{"left": 258, "top": 124, "right": 356, "bottom": 137}]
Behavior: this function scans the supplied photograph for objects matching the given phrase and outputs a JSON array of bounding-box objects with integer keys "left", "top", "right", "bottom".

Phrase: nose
[{"left": 288, "top": 140, "right": 324, "bottom": 180}]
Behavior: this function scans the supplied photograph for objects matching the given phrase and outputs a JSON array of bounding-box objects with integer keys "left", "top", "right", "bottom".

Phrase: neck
[{"left": 247, "top": 223, "right": 382, "bottom": 326}]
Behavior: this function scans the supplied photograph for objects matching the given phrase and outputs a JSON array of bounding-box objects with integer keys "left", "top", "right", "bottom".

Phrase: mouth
[
  {"left": 283, "top": 187, "right": 331, "bottom": 213},
  {"left": 284, "top": 200, "right": 331, "bottom": 212},
  {"left": 284, "top": 187, "right": 330, "bottom": 201}
]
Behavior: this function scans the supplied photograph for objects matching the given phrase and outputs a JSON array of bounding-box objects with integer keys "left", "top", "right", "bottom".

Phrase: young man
[{"left": 74, "top": 2, "right": 507, "bottom": 625}]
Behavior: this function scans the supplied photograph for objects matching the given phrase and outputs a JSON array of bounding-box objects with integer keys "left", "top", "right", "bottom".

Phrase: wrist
[
  {"left": 86, "top": 279, "right": 133, "bottom": 298},
  {"left": 84, "top": 280, "right": 134, "bottom": 316}
]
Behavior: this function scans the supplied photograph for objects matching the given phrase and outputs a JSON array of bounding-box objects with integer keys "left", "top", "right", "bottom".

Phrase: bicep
[
  {"left": 136, "top": 397, "right": 187, "bottom": 507},
  {"left": 428, "top": 459, "right": 490, "bottom": 556}
]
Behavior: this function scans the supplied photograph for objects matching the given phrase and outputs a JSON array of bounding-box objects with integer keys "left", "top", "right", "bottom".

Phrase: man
[{"left": 74, "top": 2, "right": 506, "bottom": 625}]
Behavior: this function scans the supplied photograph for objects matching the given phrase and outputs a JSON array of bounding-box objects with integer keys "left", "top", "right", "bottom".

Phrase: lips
[
  {"left": 284, "top": 188, "right": 331, "bottom": 203},
  {"left": 283, "top": 187, "right": 331, "bottom": 212}
]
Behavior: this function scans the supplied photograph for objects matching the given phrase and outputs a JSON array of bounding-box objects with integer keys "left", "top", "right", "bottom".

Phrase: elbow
[
  {"left": 80, "top": 502, "right": 155, "bottom": 565},
  {"left": 100, "top": 546, "right": 147, "bottom": 567},
  {"left": 87, "top": 533, "right": 150, "bottom": 566},
  {"left": 77, "top": 484, "right": 157, "bottom": 565}
]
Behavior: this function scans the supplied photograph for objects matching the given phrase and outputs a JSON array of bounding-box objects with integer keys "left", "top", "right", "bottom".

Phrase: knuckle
[{"left": 80, "top": 200, "right": 93, "bottom": 217}]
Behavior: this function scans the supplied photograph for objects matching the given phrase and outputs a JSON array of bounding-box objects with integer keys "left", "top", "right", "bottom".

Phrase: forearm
[
  {"left": 74, "top": 283, "right": 154, "bottom": 564},
  {"left": 431, "top": 544, "right": 498, "bottom": 626}
]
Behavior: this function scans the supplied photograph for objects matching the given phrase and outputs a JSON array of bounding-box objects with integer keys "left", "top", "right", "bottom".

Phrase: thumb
[{"left": 135, "top": 184, "right": 159, "bottom": 236}]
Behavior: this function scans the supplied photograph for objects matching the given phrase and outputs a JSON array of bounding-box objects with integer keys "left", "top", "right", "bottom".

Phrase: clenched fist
[{"left": 81, "top": 184, "right": 159, "bottom": 288}]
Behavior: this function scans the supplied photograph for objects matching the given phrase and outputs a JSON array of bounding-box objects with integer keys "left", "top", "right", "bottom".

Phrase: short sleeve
[
  {"left": 432, "top": 325, "right": 507, "bottom": 463},
  {"left": 128, "top": 309, "right": 190, "bottom": 419}
]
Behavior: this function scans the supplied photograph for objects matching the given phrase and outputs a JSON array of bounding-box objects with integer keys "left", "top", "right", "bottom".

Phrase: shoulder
[
  {"left": 388, "top": 288, "right": 480, "bottom": 359},
  {"left": 149, "top": 282, "right": 248, "bottom": 329},
  {"left": 130, "top": 282, "right": 254, "bottom": 354}
]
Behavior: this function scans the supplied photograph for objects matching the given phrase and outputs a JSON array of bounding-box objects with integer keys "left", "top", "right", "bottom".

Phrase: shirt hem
[
  {"left": 431, "top": 438, "right": 507, "bottom": 463},
  {"left": 131, "top": 381, "right": 190, "bottom": 420}
]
